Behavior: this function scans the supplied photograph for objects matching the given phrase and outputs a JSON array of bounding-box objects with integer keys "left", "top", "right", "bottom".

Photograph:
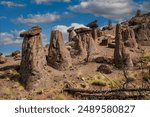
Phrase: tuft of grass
[
  {"left": 143, "top": 50, "right": 150, "bottom": 61},
  {"left": 9, "top": 69, "right": 21, "bottom": 81},
  {"left": 55, "top": 94, "right": 67, "bottom": 100},
  {"left": 91, "top": 79, "right": 107, "bottom": 86},
  {"left": 108, "top": 74, "right": 124, "bottom": 89}
]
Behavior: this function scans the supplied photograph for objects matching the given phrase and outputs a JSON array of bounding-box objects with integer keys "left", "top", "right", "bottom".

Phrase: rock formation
[
  {"left": 47, "top": 30, "right": 72, "bottom": 70},
  {"left": 75, "top": 34, "right": 87, "bottom": 58},
  {"left": 0, "top": 54, "right": 6, "bottom": 64},
  {"left": 72, "top": 27, "right": 97, "bottom": 61},
  {"left": 114, "top": 24, "right": 133, "bottom": 68},
  {"left": 86, "top": 33, "right": 97, "bottom": 57},
  {"left": 122, "top": 26, "right": 138, "bottom": 48},
  {"left": 87, "top": 20, "right": 98, "bottom": 41},
  {"left": 73, "top": 27, "right": 91, "bottom": 57},
  {"left": 67, "top": 27, "right": 76, "bottom": 42},
  {"left": 20, "top": 26, "right": 50, "bottom": 91},
  {"left": 129, "top": 12, "right": 150, "bottom": 45}
]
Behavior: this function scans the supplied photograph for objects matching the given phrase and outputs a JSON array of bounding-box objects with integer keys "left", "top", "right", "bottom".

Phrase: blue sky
[{"left": 0, "top": 0, "right": 150, "bottom": 54}]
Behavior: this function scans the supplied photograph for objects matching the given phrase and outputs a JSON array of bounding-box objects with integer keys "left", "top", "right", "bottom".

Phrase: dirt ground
[{"left": 0, "top": 44, "right": 150, "bottom": 100}]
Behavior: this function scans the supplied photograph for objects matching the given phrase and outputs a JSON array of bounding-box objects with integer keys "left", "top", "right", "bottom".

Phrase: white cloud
[
  {"left": 0, "top": 30, "right": 50, "bottom": 46},
  {"left": 0, "top": 16, "right": 7, "bottom": 19},
  {"left": 0, "top": 30, "right": 25, "bottom": 45},
  {"left": 69, "top": 0, "right": 136, "bottom": 20},
  {"left": 33, "top": 0, "right": 71, "bottom": 4},
  {"left": 42, "top": 33, "right": 49, "bottom": 45},
  {"left": 52, "top": 23, "right": 87, "bottom": 42},
  {"left": 0, "top": 1, "right": 25, "bottom": 7},
  {"left": 16, "top": 13, "right": 60, "bottom": 25}
]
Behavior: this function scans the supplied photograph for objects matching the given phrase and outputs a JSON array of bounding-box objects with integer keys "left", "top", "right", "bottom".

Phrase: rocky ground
[{"left": 0, "top": 11, "right": 150, "bottom": 100}]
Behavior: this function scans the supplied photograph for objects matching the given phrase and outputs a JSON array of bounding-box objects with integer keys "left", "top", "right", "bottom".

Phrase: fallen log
[
  {"left": 75, "top": 93, "right": 145, "bottom": 100},
  {"left": 64, "top": 87, "right": 150, "bottom": 94}
]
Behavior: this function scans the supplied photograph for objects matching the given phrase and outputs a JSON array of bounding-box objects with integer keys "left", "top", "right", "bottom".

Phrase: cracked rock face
[
  {"left": 47, "top": 30, "right": 72, "bottom": 70},
  {"left": 20, "top": 26, "right": 50, "bottom": 91}
]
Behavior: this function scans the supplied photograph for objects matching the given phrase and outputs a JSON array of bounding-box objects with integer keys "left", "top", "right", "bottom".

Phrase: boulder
[
  {"left": 47, "top": 30, "right": 72, "bottom": 70},
  {"left": 95, "top": 57, "right": 113, "bottom": 64},
  {"left": 97, "top": 64, "right": 112, "bottom": 74}
]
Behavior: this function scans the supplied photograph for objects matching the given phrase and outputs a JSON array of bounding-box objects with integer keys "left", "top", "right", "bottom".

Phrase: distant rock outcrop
[
  {"left": 129, "top": 12, "right": 150, "bottom": 45},
  {"left": 20, "top": 26, "right": 50, "bottom": 90},
  {"left": 47, "top": 30, "right": 72, "bottom": 70}
]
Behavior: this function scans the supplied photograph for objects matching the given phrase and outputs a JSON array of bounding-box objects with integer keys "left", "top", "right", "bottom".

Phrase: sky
[{"left": 0, "top": 0, "right": 150, "bottom": 54}]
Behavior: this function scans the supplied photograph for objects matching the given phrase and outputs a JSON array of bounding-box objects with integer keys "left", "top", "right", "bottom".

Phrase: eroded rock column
[
  {"left": 20, "top": 26, "right": 50, "bottom": 91},
  {"left": 114, "top": 24, "right": 133, "bottom": 68},
  {"left": 47, "top": 30, "right": 72, "bottom": 70},
  {"left": 67, "top": 27, "right": 76, "bottom": 42}
]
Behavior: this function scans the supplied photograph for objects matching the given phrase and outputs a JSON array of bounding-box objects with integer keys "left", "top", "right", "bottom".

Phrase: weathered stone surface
[
  {"left": 97, "top": 64, "right": 112, "bottom": 74},
  {"left": 20, "top": 26, "right": 49, "bottom": 91},
  {"left": 74, "top": 27, "right": 91, "bottom": 34},
  {"left": 67, "top": 27, "right": 76, "bottom": 42},
  {"left": 73, "top": 32, "right": 97, "bottom": 61},
  {"left": 20, "top": 26, "right": 41, "bottom": 37},
  {"left": 122, "top": 26, "right": 138, "bottom": 48},
  {"left": 87, "top": 20, "right": 98, "bottom": 41},
  {"left": 76, "top": 34, "right": 87, "bottom": 58},
  {"left": 129, "top": 12, "right": 150, "bottom": 45},
  {"left": 47, "top": 30, "right": 72, "bottom": 70},
  {"left": 114, "top": 24, "right": 133, "bottom": 68},
  {"left": 87, "top": 34, "right": 97, "bottom": 56},
  {"left": 134, "top": 22, "right": 150, "bottom": 45}
]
